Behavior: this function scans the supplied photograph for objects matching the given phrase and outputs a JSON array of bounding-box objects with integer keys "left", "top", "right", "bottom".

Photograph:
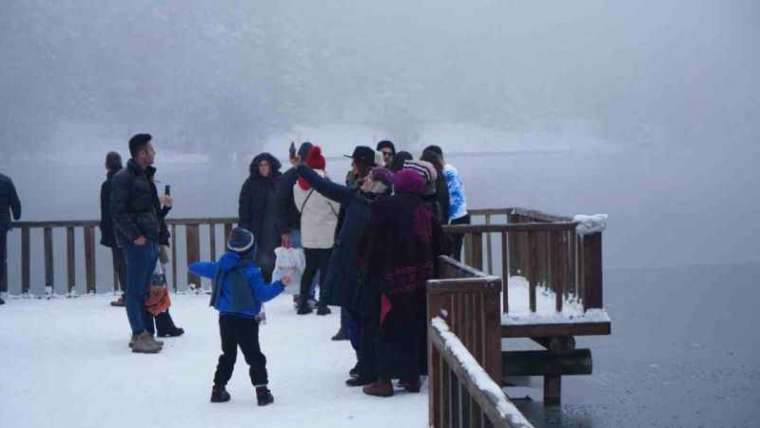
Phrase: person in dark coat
[
  {"left": 111, "top": 133, "right": 163, "bottom": 353},
  {"left": 359, "top": 169, "right": 448, "bottom": 397},
  {"left": 420, "top": 149, "right": 451, "bottom": 225},
  {"left": 238, "top": 152, "right": 282, "bottom": 282},
  {"left": 294, "top": 160, "right": 393, "bottom": 383},
  {"left": 99, "top": 152, "right": 128, "bottom": 307},
  {"left": 376, "top": 140, "right": 396, "bottom": 168},
  {"left": 0, "top": 171, "right": 21, "bottom": 304}
]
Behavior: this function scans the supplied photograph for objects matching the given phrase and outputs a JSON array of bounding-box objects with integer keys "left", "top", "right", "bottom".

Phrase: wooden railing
[
  {"left": 428, "top": 255, "right": 532, "bottom": 427},
  {"left": 4, "top": 218, "right": 236, "bottom": 295},
  {"left": 446, "top": 208, "right": 604, "bottom": 315}
]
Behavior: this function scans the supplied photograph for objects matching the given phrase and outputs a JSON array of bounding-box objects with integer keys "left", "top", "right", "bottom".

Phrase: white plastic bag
[{"left": 272, "top": 246, "right": 306, "bottom": 295}]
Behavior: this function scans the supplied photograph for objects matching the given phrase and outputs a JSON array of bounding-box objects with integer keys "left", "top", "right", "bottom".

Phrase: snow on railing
[{"left": 430, "top": 317, "right": 534, "bottom": 428}]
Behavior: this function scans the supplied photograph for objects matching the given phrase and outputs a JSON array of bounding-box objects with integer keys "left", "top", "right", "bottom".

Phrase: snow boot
[
  {"left": 316, "top": 304, "right": 331, "bottom": 315},
  {"left": 210, "top": 385, "right": 231, "bottom": 403},
  {"left": 362, "top": 379, "right": 394, "bottom": 397},
  {"left": 331, "top": 327, "right": 348, "bottom": 341},
  {"left": 297, "top": 302, "right": 312, "bottom": 315},
  {"left": 131, "top": 332, "right": 162, "bottom": 353},
  {"left": 400, "top": 376, "right": 421, "bottom": 393},
  {"left": 346, "top": 376, "right": 375, "bottom": 387},
  {"left": 256, "top": 386, "right": 274, "bottom": 406},
  {"left": 348, "top": 362, "right": 360, "bottom": 378}
]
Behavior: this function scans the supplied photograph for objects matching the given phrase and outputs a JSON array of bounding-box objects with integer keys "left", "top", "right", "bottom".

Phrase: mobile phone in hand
[
  {"left": 289, "top": 142, "right": 296, "bottom": 159},
  {"left": 164, "top": 184, "right": 171, "bottom": 196}
]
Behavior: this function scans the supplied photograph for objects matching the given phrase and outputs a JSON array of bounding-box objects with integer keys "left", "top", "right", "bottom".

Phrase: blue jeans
[{"left": 123, "top": 241, "right": 159, "bottom": 335}]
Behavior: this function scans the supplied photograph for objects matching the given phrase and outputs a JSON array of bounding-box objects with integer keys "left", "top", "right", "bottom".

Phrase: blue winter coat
[{"left": 189, "top": 251, "right": 284, "bottom": 318}]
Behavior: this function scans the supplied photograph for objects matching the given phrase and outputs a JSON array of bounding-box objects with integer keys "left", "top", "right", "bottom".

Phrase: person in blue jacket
[{"left": 189, "top": 227, "right": 290, "bottom": 406}]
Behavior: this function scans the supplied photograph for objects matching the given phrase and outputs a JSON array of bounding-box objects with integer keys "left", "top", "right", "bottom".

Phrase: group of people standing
[{"left": 237, "top": 139, "right": 470, "bottom": 397}]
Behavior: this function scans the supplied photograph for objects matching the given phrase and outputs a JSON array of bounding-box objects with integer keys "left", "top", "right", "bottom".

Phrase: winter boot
[
  {"left": 348, "top": 362, "right": 360, "bottom": 378},
  {"left": 131, "top": 332, "right": 162, "bottom": 353},
  {"left": 297, "top": 302, "right": 313, "bottom": 315},
  {"left": 331, "top": 327, "right": 348, "bottom": 341},
  {"left": 362, "top": 379, "right": 394, "bottom": 397},
  {"left": 0, "top": 297, "right": 5, "bottom": 305},
  {"left": 346, "top": 376, "right": 375, "bottom": 387},
  {"left": 255, "top": 386, "right": 274, "bottom": 406},
  {"left": 210, "top": 385, "right": 231, "bottom": 403},
  {"left": 316, "top": 303, "right": 331, "bottom": 316}
]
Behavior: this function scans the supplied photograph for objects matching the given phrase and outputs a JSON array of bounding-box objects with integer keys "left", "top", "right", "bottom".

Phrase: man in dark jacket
[
  {"left": 0, "top": 172, "right": 21, "bottom": 304},
  {"left": 99, "top": 152, "right": 127, "bottom": 307},
  {"left": 239, "top": 152, "right": 282, "bottom": 282},
  {"left": 110, "top": 133, "right": 163, "bottom": 353}
]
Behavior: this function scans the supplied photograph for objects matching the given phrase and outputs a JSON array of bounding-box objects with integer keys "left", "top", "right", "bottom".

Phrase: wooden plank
[
  {"left": 44, "top": 227, "right": 54, "bottom": 292},
  {"left": 84, "top": 226, "right": 96, "bottom": 293},
  {"left": 502, "top": 321, "right": 611, "bottom": 338},
  {"left": 171, "top": 224, "right": 177, "bottom": 292},
  {"left": 582, "top": 233, "right": 603, "bottom": 310},
  {"left": 209, "top": 223, "right": 217, "bottom": 262},
  {"left": 428, "top": 277, "right": 502, "bottom": 295},
  {"left": 485, "top": 215, "right": 493, "bottom": 274},
  {"left": 528, "top": 230, "right": 537, "bottom": 312},
  {"left": 21, "top": 226, "right": 30, "bottom": 294},
  {"left": 224, "top": 222, "right": 233, "bottom": 248},
  {"left": 186, "top": 224, "right": 201, "bottom": 289},
  {"left": 544, "top": 375, "right": 562, "bottom": 405},
  {"left": 444, "top": 222, "right": 577, "bottom": 235},
  {"left": 501, "top": 231, "right": 509, "bottom": 313},
  {"left": 501, "top": 349, "right": 592, "bottom": 377},
  {"left": 441, "top": 356, "right": 450, "bottom": 428},
  {"left": 507, "top": 213, "right": 520, "bottom": 277},
  {"left": 66, "top": 227, "right": 75, "bottom": 293},
  {"left": 429, "top": 337, "right": 442, "bottom": 428},
  {"left": 483, "top": 288, "right": 503, "bottom": 384}
]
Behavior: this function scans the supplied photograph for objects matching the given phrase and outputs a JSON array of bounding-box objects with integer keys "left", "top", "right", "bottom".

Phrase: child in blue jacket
[{"left": 189, "top": 227, "right": 290, "bottom": 406}]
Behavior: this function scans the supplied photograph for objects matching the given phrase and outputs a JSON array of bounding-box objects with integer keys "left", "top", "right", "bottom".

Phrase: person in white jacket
[{"left": 293, "top": 146, "right": 340, "bottom": 315}]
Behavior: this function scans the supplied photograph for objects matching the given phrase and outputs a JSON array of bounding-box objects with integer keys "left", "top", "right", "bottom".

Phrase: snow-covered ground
[
  {"left": 0, "top": 293, "right": 426, "bottom": 428},
  {"left": 504, "top": 276, "right": 611, "bottom": 325}
]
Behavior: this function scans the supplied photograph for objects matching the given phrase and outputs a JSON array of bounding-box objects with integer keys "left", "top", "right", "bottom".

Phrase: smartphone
[
  {"left": 164, "top": 184, "right": 171, "bottom": 196},
  {"left": 289, "top": 141, "right": 296, "bottom": 159}
]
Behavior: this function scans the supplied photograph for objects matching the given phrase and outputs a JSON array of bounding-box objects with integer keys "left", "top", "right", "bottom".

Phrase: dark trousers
[
  {"left": 300, "top": 248, "right": 332, "bottom": 305},
  {"left": 0, "top": 229, "right": 7, "bottom": 293},
  {"left": 214, "top": 314, "right": 268, "bottom": 387},
  {"left": 449, "top": 214, "right": 471, "bottom": 262},
  {"left": 357, "top": 283, "right": 381, "bottom": 379},
  {"left": 145, "top": 310, "right": 177, "bottom": 336},
  {"left": 377, "top": 317, "right": 426, "bottom": 381},
  {"left": 111, "top": 246, "right": 127, "bottom": 294},
  {"left": 123, "top": 241, "right": 159, "bottom": 335}
]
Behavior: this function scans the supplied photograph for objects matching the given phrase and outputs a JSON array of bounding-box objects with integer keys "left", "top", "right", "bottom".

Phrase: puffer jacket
[
  {"left": 110, "top": 159, "right": 160, "bottom": 247},
  {"left": 190, "top": 251, "right": 284, "bottom": 318}
]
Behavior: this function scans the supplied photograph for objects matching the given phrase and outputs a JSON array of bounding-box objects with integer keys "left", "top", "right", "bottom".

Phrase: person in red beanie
[{"left": 293, "top": 146, "right": 340, "bottom": 315}]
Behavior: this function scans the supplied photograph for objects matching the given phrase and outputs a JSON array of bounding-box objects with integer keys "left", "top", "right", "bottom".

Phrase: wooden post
[
  {"left": 501, "top": 231, "right": 509, "bottom": 314},
  {"left": 209, "top": 223, "right": 217, "bottom": 262},
  {"left": 544, "top": 375, "right": 561, "bottom": 406},
  {"left": 66, "top": 227, "right": 75, "bottom": 294},
  {"left": 171, "top": 224, "right": 177, "bottom": 292},
  {"left": 84, "top": 226, "right": 96, "bottom": 293},
  {"left": 582, "top": 233, "right": 603, "bottom": 310},
  {"left": 186, "top": 224, "right": 201, "bottom": 289},
  {"left": 553, "top": 231, "right": 565, "bottom": 312},
  {"left": 44, "top": 227, "right": 54, "bottom": 292},
  {"left": 224, "top": 222, "right": 233, "bottom": 248},
  {"left": 485, "top": 214, "right": 493, "bottom": 274},
  {"left": 528, "top": 230, "right": 537, "bottom": 312},
  {"left": 465, "top": 233, "right": 483, "bottom": 271},
  {"left": 21, "top": 226, "right": 30, "bottom": 294}
]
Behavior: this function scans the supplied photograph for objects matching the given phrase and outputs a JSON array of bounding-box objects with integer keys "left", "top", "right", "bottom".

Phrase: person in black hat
[
  {"left": 375, "top": 140, "right": 396, "bottom": 168},
  {"left": 190, "top": 226, "right": 291, "bottom": 406}
]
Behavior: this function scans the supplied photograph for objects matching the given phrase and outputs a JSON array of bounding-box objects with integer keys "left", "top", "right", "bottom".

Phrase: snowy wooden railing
[
  {"left": 5, "top": 218, "right": 236, "bottom": 295},
  {"left": 448, "top": 208, "right": 605, "bottom": 321},
  {"left": 430, "top": 317, "right": 533, "bottom": 428}
]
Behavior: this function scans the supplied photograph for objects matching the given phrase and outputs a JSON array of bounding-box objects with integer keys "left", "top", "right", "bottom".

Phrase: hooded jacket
[
  {"left": 190, "top": 251, "right": 284, "bottom": 318},
  {"left": 239, "top": 153, "right": 282, "bottom": 274}
]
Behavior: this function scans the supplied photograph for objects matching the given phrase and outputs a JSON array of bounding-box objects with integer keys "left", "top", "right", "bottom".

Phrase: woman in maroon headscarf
[{"left": 359, "top": 168, "right": 448, "bottom": 397}]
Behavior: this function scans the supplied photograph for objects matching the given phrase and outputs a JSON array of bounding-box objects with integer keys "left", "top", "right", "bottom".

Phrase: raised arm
[
  {"left": 296, "top": 164, "right": 353, "bottom": 204},
  {"left": 189, "top": 261, "right": 218, "bottom": 279}
]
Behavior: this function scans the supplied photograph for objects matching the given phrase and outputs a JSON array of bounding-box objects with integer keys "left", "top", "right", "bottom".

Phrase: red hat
[{"left": 306, "top": 146, "right": 326, "bottom": 170}]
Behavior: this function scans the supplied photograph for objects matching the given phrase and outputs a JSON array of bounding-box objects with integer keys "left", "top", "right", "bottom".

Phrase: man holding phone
[{"left": 111, "top": 133, "right": 164, "bottom": 353}]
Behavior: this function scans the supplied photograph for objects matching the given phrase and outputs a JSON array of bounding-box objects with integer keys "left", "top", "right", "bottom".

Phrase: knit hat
[
  {"left": 403, "top": 159, "right": 437, "bottom": 183},
  {"left": 306, "top": 146, "right": 326, "bottom": 170},
  {"left": 393, "top": 168, "right": 426, "bottom": 194},
  {"left": 227, "top": 227, "right": 255, "bottom": 253},
  {"left": 369, "top": 167, "right": 394, "bottom": 188}
]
